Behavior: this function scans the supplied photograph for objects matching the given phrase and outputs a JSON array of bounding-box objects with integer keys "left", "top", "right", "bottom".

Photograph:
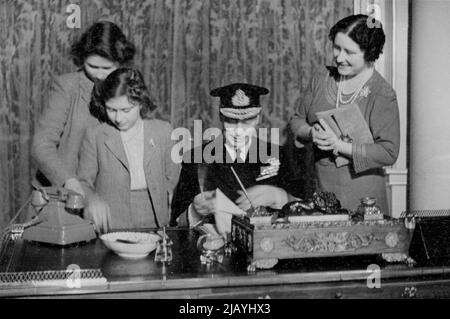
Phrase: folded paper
[{"left": 214, "top": 188, "right": 246, "bottom": 235}]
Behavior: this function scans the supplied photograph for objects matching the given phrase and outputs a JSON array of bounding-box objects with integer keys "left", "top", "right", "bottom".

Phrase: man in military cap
[{"left": 170, "top": 83, "right": 300, "bottom": 229}]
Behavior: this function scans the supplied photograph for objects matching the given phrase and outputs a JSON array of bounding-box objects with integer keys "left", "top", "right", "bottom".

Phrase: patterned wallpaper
[{"left": 0, "top": 0, "right": 353, "bottom": 228}]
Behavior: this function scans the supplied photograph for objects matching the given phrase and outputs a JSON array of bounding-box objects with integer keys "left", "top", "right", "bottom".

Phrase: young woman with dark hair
[
  {"left": 32, "top": 21, "right": 135, "bottom": 197},
  {"left": 77, "top": 68, "right": 180, "bottom": 232},
  {"left": 70, "top": 21, "right": 135, "bottom": 70}
]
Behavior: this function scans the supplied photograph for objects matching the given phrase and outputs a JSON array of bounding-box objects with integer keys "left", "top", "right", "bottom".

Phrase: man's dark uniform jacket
[{"left": 170, "top": 135, "right": 302, "bottom": 226}]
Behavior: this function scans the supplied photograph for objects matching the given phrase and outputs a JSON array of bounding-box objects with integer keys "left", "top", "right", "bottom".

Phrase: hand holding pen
[{"left": 193, "top": 189, "right": 216, "bottom": 216}]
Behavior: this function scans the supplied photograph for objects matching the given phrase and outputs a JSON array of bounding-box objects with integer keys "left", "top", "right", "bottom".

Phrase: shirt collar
[{"left": 224, "top": 138, "right": 252, "bottom": 162}]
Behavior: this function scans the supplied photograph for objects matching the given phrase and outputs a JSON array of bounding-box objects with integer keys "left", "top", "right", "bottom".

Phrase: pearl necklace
[{"left": 335, "top": 69, "right": 373, "bottom": 108}]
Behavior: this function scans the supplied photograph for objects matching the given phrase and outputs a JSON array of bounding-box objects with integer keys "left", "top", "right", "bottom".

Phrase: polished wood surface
[{"left": 1, "top": 227, "right": 450, "bottom": 298}]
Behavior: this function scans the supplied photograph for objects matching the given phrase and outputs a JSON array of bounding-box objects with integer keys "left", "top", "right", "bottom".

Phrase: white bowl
[{"left": 100, "top": 232, "right": 161, "bottom": 259}]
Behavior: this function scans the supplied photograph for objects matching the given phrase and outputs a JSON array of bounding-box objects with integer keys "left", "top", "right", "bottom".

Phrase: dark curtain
[{"left": 0, "top": 0, "right": 353, "bottom": 228}]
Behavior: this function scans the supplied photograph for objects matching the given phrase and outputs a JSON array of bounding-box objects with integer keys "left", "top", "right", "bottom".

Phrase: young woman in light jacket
[{"left": 77, "top": 68, "right": 180, "bottom": 232}]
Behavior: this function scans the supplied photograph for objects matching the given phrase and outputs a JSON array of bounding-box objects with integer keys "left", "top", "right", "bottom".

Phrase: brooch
[
  {"left": 231, "top": 89, "right": 250, "bottom": 107},
  {"left": 359, "top": 86, "right": 370, "bottom": 99}
]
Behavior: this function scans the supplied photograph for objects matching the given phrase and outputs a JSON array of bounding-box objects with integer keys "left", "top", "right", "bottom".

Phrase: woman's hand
[
  {"left": 312, "top": 119, "right": 352, "bottom": 157},
  {"left": 235, "top": 185, "right": 289, "bottom": 211},
  {"left": 64, "top": 177, "right": 85, "bottom": 198},
  {"left": 84, "top": 195, "right": 111, "bottom": 234},
  {"left": 312, "top": 119, "right": 339, "bottom": 151}
]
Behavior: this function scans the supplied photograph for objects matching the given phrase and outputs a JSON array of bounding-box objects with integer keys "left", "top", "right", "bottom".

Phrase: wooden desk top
[{"left": 1, "top": 228, "right": 450, "bottom": 298}]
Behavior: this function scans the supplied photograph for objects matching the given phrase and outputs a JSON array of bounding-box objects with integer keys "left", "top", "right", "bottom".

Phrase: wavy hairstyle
[
  {"left": 90, "top": 68, "right": 157, "bottom": 123},
  {"left": 329, "top": 14, "right": 385, "bottom": 63},
  {"left": 71, "top": 21, "right": 135, "bottom": 67}
]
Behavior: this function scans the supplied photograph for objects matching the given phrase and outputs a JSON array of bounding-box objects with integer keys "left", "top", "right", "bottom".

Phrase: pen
[{"left": 230, "top": 166, "right": 256, "bottom": 211}]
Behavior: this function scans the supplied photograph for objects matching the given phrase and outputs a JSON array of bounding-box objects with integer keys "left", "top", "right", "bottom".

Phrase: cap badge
[{"left": 231, "top": 89, "right": 250, "bottom": 107}]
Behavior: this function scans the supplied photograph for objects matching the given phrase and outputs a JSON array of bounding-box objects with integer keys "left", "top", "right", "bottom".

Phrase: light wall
[{"left": 355, "top": 0, "right": 409, "bottom": 217}]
